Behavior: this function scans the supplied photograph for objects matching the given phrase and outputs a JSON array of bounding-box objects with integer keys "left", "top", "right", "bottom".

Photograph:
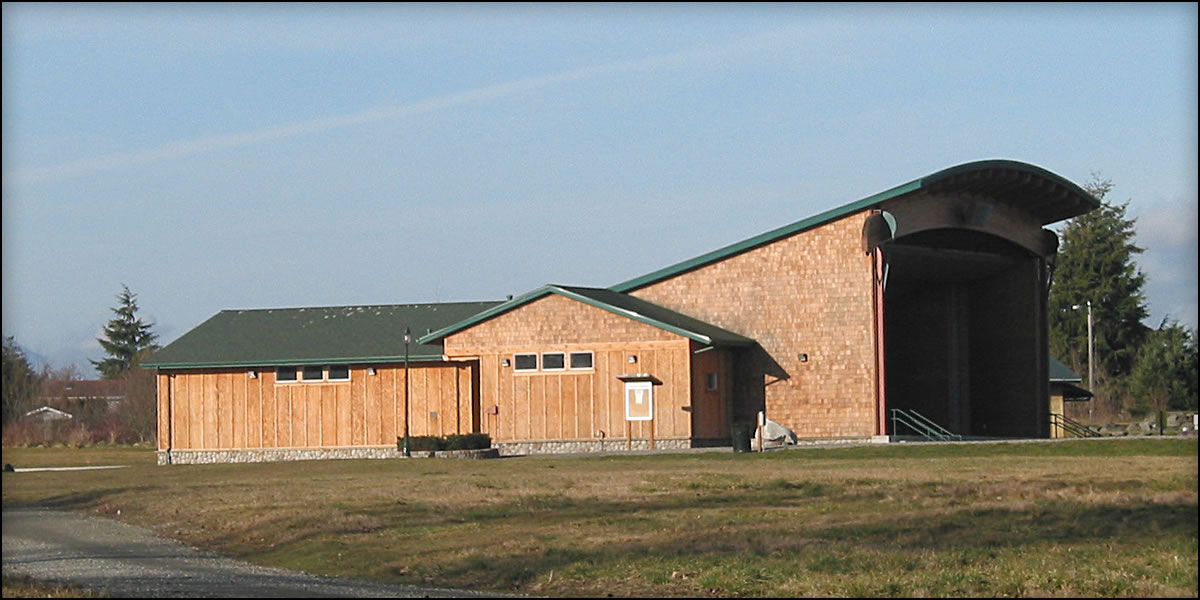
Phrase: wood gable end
[
  {"left": 439, "top": 291, "right": 703, "bottom": 444},
  {"left": 443, "top": 293, "right": 690, "bottom": 356}
]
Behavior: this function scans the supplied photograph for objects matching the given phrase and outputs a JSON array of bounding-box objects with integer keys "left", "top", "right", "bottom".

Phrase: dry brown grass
[
  {"left": 2, "top": 574, "right": 98, "bottom": 598},
  {"left": 3, "top": 439, "right": 1196, "bottom": 597}
]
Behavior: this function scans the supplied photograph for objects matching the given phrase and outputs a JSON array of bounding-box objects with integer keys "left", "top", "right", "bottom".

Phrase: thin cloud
[
  {"left": 4, "top": 27, "right": 804, "bottom": 187},
  {"left": 1136, "top": 199, "right": 1199, "bottom": 328}
]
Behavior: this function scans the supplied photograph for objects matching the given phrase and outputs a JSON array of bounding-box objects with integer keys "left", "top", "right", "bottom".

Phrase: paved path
[{"left": 2, "top": 507, "right": 516, "bottom": 598}]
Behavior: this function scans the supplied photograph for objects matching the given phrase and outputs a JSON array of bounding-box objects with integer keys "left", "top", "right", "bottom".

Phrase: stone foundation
[
  {"left": 158, "top": 447, "right": 406, "bottom": 465},
  {"left": 159, "top": 441, "right": 699, "bottom": 464},
  {"left": 495, "top": 438, "right": 692, "bottom": 456}
]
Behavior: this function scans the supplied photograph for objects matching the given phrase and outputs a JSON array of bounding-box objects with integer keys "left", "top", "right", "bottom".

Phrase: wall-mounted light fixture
[
  {"left": 627, "top": 355, "right": 638, "bottom": 364},
  {"left": 248, "top": 370, "right": 258, "bottom": 379},
  {"left": 501, "top": 358, "right": 511, "bottom": 367},
  {"left": 798, "top": 353, "right": 809, "bottom": 363},
  {"left": 367, "top": 367, "right": 377, "bottom": 376}
]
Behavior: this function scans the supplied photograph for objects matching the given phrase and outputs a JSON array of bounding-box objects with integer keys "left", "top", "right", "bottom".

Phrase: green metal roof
[
  {"left": 142, "top": 301, "right": 504, "bottom": 369},
  {"left": 1049, "top": 357, "right": 1092, "bottom": 400},
  {"left": 1049, "top": 356, "right": 1084, "bottom": 383},
  {"left": 612, "top": 159, "right": 1100, "bottom": 293},
  {"left": 419, "top": 285, "right": 755, "bottom": 347}
]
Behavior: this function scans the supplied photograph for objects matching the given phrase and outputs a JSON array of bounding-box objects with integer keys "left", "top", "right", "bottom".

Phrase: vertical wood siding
[
  {"left": 444, "top": 294, "right": 695, "bottom": 443},
  {"left": 157, "top": 374, "right": 171, "bottom": 450},
  {"left": 160, "top": 363, "right": 476, "bottom": 451}
]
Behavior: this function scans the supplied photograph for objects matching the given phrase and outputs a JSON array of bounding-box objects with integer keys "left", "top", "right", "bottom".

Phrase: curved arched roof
[
  {"left": 918, "top": 160, "right": 1100, "bottom": 225},
  {"left": 612, "top": 159, "right": 1099, "bottom": 293}
]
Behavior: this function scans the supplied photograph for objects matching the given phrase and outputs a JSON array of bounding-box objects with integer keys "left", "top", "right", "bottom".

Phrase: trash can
[{"left": 731, "top": 423, "right": 752, "bottom": 453}]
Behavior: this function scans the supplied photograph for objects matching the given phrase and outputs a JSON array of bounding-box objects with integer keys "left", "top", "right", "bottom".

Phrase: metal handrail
[
  {"left": 890, "top": 408, "right": 962, "bottom": 441},
  {"left": 890, "top": 409, "right": 943, "bottom": 441},
  {"left": 906, "top": 408, "right": 963, "bottom": 440},
  {"left": 1049, "top": 413, "right": 1101, "bottom": 438}
]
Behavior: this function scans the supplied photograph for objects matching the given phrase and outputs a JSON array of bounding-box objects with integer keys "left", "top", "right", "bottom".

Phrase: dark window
[
  {"left": 706, "top": 372, "right": 718, "bottom": 391},
  {"left": 542, "top": 353, "right": 565, "bottom": 370},
  {"left": 302, "top": 366, "right": 325, "bottom": 381},
  {"left": 328, "top": 365, "right": 350, "bottom": 381},
  {"left": 277, "top": 366, "right": 297, "bottom": 382},
  {"left": 514, "top": 354, "right": 538, "bottom": 371},
  {"left": 570, "top": 352, "right": 594, "bottom": 370}
]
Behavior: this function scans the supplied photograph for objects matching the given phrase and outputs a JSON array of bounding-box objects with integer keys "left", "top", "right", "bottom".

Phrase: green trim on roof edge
[
  {"left": 141, "top": 301, "right": 503, "bottom": 370},
  {"left": 610, "top": 179, "right": 919, "bottom": 293},
  {"left": 419, "top": 288, "right": 548, "bottom": 345},
  {"left": 144, "top": 354, "right": 450, "bottom": 370},
  {"left": 419, "top": 285, "right": 754, "bottom": 347},
  {"left": 611, "top": 159, "right": 1098, "bottom": 293}
]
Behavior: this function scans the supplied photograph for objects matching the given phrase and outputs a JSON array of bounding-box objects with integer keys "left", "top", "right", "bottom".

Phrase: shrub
[
  {"left": 444, "top": 433, "right": 491, "bottom": 450},
  {"left": 396, "top": 433, "right": 492, "bottom": 452},
  {"left": 403, "top": 436, "right": 445, "bottom": 452}
]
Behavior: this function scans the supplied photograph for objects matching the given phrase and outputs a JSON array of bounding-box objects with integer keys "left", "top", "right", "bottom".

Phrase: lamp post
[
  {"left": 1072, "top": 301, "right": 1094, "bottom": 418},
  {"left": 403, "top": 327, "right": 411, "bottom": 458}
]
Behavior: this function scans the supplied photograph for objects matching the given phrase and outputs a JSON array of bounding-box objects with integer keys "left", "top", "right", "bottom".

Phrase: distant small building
[
  {"left": 23, "top": 406, "right": 74, "bottom": 422},
  {"left": 1049, "top": 357, "right": 1092, "bottom": 438}
]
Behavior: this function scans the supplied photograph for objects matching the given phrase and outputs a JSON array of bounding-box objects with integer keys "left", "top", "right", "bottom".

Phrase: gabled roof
[
  {"left": 1050, "top": 357, "right": 1092, "bottom": 400},
  {"left": 419, "top": 285, "right": 755, "bottom": 347},
  {"left": 1049, "top": 356, "right": 1083, "bottom": 382},
  {"left": 612, "top": 159, "right": 1099, "bottom": 293},
  {"left": 24, "top": 406, "right": 74, "bottom": 420},
  {"left": 142, "top": 301, "right": 504, "bottom": 369}
]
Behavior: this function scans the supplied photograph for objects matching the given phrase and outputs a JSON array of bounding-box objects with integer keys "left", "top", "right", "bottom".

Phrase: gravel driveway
[{"left": 3, "top": 506, "right": 517, "bottom": 598}]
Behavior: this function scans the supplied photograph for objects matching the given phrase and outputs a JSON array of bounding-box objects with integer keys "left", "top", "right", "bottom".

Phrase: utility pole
[
  {"left": 1086, "top": 300, "right": 1094, "bottom": 394},
  {"left": 1073, "top": 301, "right": 1095, "bottom": 421}
]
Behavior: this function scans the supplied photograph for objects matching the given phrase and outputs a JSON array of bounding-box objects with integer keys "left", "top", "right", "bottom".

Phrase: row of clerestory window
[
  {"left": 513, "top": 351, "right": 593, "bottom": 372},
  {"left": 275, "top": 365, "right": 351, "bottom": 383}
]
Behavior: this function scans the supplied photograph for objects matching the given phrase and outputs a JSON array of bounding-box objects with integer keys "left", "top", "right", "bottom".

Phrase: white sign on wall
[{"left": 624, "top": 381, "right": 654, "bottom": 421}]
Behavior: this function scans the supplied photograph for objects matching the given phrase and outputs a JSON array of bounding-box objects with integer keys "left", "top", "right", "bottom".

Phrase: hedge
[{"left": 398, "top": 433, "right": 492, "bottom": 452}]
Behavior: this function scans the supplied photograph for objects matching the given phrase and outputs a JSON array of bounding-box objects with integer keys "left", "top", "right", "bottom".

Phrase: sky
[{"left": 3, "top": 3, "right": 1197, "bottom": 376}]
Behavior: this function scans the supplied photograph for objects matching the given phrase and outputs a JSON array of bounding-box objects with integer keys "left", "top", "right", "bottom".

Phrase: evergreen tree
[
  {"left": 91, "top": 285, "right": 159, "bottom": 379},
  {"left": 1049, "top": 175, "right": 1149, "bottom": 385},
  {"left": 1129, "top": 320, "right": 1198, "bottom": 414},
  {"left": 2, "top": 336, "right": 41, "bottom": 426}
]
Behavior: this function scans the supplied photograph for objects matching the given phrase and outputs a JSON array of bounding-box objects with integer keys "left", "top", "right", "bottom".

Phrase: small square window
[
  {"left": 277, "top": 366, "right": 297, "bottom": 382},
  {"left": 514, "top": 354, "right": 538, "bottom": 372},
  {"left": 328, "top": 365, "right": 350, "bottom": 381},
  {"left": 542, "top": 353, "right": 565, "bottom": 371},
  {"left": 302, "top": 366, "right": 325, "bottom": 381},
  {"left": 569, "top": 352, "right": 594, "bottom": 370}
]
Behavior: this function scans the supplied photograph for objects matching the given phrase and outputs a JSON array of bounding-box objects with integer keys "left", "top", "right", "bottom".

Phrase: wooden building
[
  {"left": 424, "top": 285, "right": 752, "bottom": 452},
  {"left": 147, "top": 159, "right": 1100, "bottom": 463},
  {"left": 1049, "top": 357, "right": 1094, "bottom": 438},
  {"left": 142, "top": 302, "right": 500, "bottom": 464}
]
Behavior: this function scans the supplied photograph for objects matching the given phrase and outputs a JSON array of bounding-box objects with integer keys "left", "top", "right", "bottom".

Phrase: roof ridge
[
  {"left": 610, "top": 159, "right": 1098, "bottom": 293},
  {"left": 219, "top": 300, "right": 504, "bottom": 313},
  {"left": 420, "top": 283, "right": 753, "bottom": 347}
]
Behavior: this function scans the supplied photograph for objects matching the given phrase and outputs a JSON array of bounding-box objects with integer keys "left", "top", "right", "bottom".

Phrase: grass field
[{"left": 3, "top": 438, "right": 1196, "bottom": 597}]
